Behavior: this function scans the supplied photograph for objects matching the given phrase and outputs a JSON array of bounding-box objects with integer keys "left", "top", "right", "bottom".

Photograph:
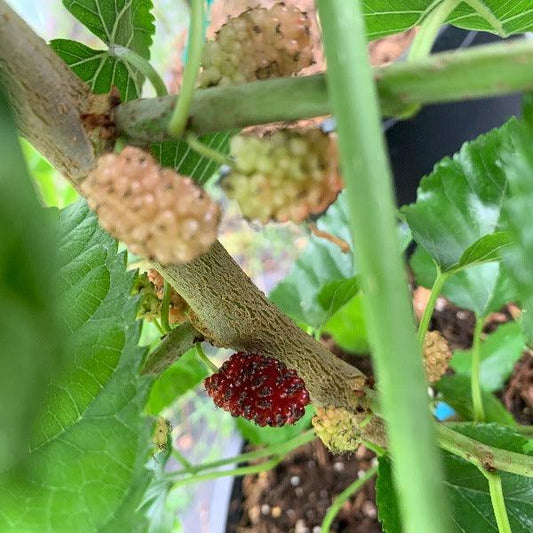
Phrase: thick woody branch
[{"left": 0, "top": 1, "right": 96, "bottom": 184}]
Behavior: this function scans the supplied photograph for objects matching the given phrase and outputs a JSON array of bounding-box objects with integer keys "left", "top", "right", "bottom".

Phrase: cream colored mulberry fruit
[
  {"left": 147, "top": 269, "right": 189, "bottom": 325},
  {"left": 222, "top": 129, "right": 342, "bottom": 223},
  {"left": 199, "top": 2, "right": 313, "bottom": 87},
  {"left": 423, "top": 331, "right": 452, "bottom": 383},
  {"left": 82, "top": 147, "right": 221, "bottom": 265},
  {"left": 312, "top": 406, "right": 361, "bottom": 453}
]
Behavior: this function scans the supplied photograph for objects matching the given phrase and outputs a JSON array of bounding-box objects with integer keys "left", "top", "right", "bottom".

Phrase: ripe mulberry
[
  {"left": 81, "top": 146, "right": 220, "bottom": 265},
  {"left": 199, "top": 3, "right": 313, "bottom": 87},
  {"left": 423, "top": 331, "right": 452, "bottom": 383},
  {"left": 204, "top": 352, "right": 310, "bottom": 427},
  {"left": 222, "top": 129, "right": 342, "bottom": 223}
]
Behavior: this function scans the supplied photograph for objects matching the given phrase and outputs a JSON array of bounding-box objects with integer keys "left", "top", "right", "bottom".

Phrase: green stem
[
  {"left": 115, "top": 40, "right": 533, "bottom": 141},
  {"left": 176, "top": 429, "right": 315, "bottom": 476},
  {"left": 316, "top": 3, "right": 450, "bottom": 533},
  {"left": 436, "top": 423, "right": 533, "bottom": 477},
  {"left": 152, "top": 317, "right": 165, "bottom": 336},
  {"left": 195, "top": 342, "right": 219, "bottom": 374},
  {"left": 483, "top": 471, "right": 512, "bottom": 533},
  {"left": 108, "top": 44, "right": 168, "bottom": 97},
  {"left": 409, "top": 0, "right": 462, "bottom": 60},
  {"left": 141, "top": 322, "right": 198, "bottom": 375},
  {"left": 471, "top": 315, "right": 486, "bottom": 422},
  {"left": 321, "top": 465, "right": 378, "bottom": 533},
  {"left": 167, "top": 0, "right": 205, "bottom": 137},
  {"left": 185, "top": 133, "right": 235, "bottom": 168},
  {"left": 417, "top": 270, "right": 449, "bottom": 347},
  {"left": 463, "top": 0, "right": 507, "bottom": 37},
  {"left": 160, "top": 280, "right": 172, "bottom": 333},
  {"left": 170, "top": 455, "right": 282, "bottom": 489},
  {"left": 171, "top": 448, "right": 193, "bottom": 471}
]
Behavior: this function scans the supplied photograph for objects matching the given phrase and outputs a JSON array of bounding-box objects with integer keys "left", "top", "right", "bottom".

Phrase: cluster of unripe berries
[
  {"left": 198, "top": 2, "right": 313, "bottom": 87},
  {"left": 223, "top": 129, "right": 342, "bottom": 223}
]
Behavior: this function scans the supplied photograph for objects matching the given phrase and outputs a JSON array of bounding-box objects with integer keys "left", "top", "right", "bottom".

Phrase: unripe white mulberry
[
  {"left": 82, "top": 147, "right": 220, "bottom": 265},
  {"left": 199, "top": 3, "right": 313, "bottom": 87},
  {"left": 222, "top": 129, "right": 342, "bottom": 223},
  {"left": 423, "top": 331, "right": 452, "bottom": 383}
]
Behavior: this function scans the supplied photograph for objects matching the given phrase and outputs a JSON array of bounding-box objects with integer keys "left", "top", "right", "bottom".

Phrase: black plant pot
[{"left": 386, "top": 26, "right": 523, "bottom": 207}]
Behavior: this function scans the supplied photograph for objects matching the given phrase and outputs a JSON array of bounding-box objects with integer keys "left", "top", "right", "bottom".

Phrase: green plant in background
[{"left": 1, "top": 1, "right": 533, "bottom": 532}]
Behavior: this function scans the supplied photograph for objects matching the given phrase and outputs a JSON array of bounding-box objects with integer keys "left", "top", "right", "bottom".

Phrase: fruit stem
[
  {"left": 169, "top": 429, "right": 316, "bottom": 478},
  {"left": 195, "top": 342, "right": 219, "bottom": 374},
  {"left": 417, "top": 269, "right": 450, "bottom": 348},
  {"left": 471, "top": 314, "right": 486, "bottom": 422},
  {"left": 316, "top": 2, "right": 451, "bottom": 532},
  {"left": 483, "top": 471, "right": 512, "bottom": 533},
  {"left": 167, "top": 0, "right": 205, "bottom": 138},
  {"left": 320, "top": 465, "right": 378, "bottom": 533},
  {"left": 160, "top": 280, "right": 172, "bottom": 333},
  {"left": 185, "top": 133, "right": 235, "bottom": 169},
  {"left": 108, "top": 44, "right": 168, "bottom": 97}
]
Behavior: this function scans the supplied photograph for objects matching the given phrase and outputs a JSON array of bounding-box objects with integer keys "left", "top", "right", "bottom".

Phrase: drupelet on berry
[{"left": 204, "top": 352, "right": 310, "bottom": 427}]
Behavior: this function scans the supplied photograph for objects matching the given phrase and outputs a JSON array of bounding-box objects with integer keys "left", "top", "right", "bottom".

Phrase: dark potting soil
[{"left": 227, "top": 297, "right": 532, "bottom": 533}]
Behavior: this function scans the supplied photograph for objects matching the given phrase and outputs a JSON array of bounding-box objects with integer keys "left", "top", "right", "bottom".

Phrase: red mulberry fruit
[
  {"left": 81, "top": 146, "right": 220, "bottom": 265},
  {"left": 199, "top": 3, "right": 313, "bottom": 87},
  {"left": 204, "top": 352, "right": 310, "bottom": 427},
  {"left": 222, "top": 129, "right": 342, "bottom": 223}
]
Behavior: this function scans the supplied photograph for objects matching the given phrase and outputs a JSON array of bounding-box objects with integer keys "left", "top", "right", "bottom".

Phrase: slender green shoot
[
  {"left": 160, "top": 280, "right": 172, "bottom": 333},
  {"left": 483, "top": 471, "right": 512, "bottom": 533},
  {"left": 316, "top": 2, "right": 450, "bottom": 532},
  {"left": 152, "top": 317, "right": 165, "bottom": 336},
  {"left": 409, "top": 0, "right": 462, "bottom": 60},
  {"left": 195, "top": 343, "right": 219, "bottom": 374},
  {"left": 417, "top": 270, "right": 450, "bottom": 347},
  {"left": 321, "top": 465, "right": 379, "bottom": 533},
  {"left": 109, "top": 44, "right": 168, "bottom": 97},
  {"left": 186, "top": 133, "right": 235, "bottom": 168},
  {"left": 471, "top": 315, "right": 486, "bottom": 422},
  {"left": 171, "top": 448, "right": 193, "bottom": 471},
  {"left": 167, "top": 0, "right": 205, "bottom": 137}
]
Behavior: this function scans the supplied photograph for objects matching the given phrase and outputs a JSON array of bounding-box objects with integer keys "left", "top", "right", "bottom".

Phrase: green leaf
[
  {"left": 0, "top": 199, "right": 152, "bottom": 532},
  {"left": 376, "top": 455, "right": 402, "bottom": 533},
  {"left": 451, "top": 322, "right": 525, "bottom": 392},
  {"left": 501, "top": 121, "right": 533, "bottom": 342},
  {"left": 456, "top": 232, "right": 512, "bottom": 270},
  {"left": 0, "top": 90, "right": 63, "bottom": 472},
  {"left": 62, "top": 0, "right": 154, "bottom": 58},
  {"left": 235, "top": 406, "right": 314, "bottom": 446},
  {"left": 362, "top": 1, "right": 533, "bottom": 41},
  {"left": 50, "top": 40, "right": 142, "bottom": 102},
  {"left": 146, "top": 348, "right": 208, "bottom": 415},
  {"left": 411, "top": 246, "right": 515, "bottom": 317},
  {"left": 317, "top": 276, "right": 360, "bottom": 322},
  {"left": 151, "top": 130, "right": 234, "bottom": 186},
  {"left": 270, "top": 193, "right": 355, "bottom": 329},
  {"left": 434, "top": 375, "right": 515, "bottom": 426},
  {"left": 402, "top": 119, "right": 521, "bottom": 272},
  {"left": 379, "top": 424, "right": 533, "bottom": 533},
  {"left": 51, "top": 0, "right": 155, "bottom": 101},
  {"left": 323, "top": 294, "right": 370, "bottom": 354}
]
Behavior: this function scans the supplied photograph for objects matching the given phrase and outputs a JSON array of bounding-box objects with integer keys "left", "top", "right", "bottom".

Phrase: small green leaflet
[
  {"left": 51, "top": 0, "right": 155, "bottom": 101},
  {"left": 0, "top": 200, "right": 152, "bottom": 532}
]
